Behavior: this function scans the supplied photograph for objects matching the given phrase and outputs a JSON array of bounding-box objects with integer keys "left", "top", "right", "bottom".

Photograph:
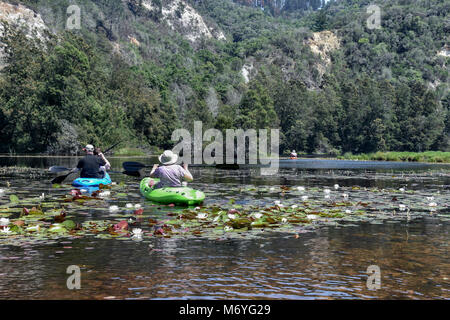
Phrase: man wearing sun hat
[
  {"left": 149, "top": 150, "right": 193, "bottom": 189},
  {"left": 74, "top": 144, "right": 111, "bottom": 178}
]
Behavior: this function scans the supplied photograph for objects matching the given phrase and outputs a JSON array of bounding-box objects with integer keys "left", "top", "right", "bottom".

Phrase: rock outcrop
[
  {"left": 140, "top": 0, "right": 226, "bottom": 42},
  {"left": 305, "top": 30, "right": 340, "bottom": 77},
  {"left": 0, "top": 1, "right": 48, "bottom": 68}
]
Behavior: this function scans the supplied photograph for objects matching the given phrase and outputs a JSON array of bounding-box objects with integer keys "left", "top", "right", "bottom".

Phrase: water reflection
[
  {"left": 0, "top": 157, "right": 448, "bottom": 299},
  {"left": 0, "top": 220, "right": 448, "bottom": 300}
]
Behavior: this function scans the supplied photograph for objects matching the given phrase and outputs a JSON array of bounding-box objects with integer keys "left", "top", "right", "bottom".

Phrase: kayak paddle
[
  {"left": 122, "top": 161, "right": 240, "bottom": 174},
  {"left": 50, "top": 141, "right": 123, "bottom": 184},
  {"left": 51, "top": 167, "right": 124, "bottom": 184},
  {"left": 100, "top": 140, "right": 123, "bottom": 155},
  {"left": 49, "top": 166, "right": 73, "bottom": 173},
  {"left": 51, "top": 168, "right": 77, "bottom": 185}
]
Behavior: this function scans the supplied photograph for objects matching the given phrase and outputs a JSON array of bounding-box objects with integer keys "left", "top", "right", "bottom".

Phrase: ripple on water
[{"left": 0, "top": 159, "right": 449, "bottom": 299}]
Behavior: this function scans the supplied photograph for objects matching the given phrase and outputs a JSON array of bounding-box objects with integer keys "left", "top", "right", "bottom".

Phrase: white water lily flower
[
  {"left": 0, "top": 188, "right": 4, "bottom": 195},
  {"left": 301, "top": 196, "right": 309, "bottom": 201},
  {"left": 253, "top": 213, "right": 263, "bottom": 219},
  {"left": 334, "top": 184, "right": 340, "bottom": 190},
  {"left": 132, "top": 228, "right": 143, "bottom": 239},
  {"left": 428, "top": 202, "right": 437, "bottom": 207},
  {"left": 345, "top": 210, "right": 352, "bottom": 214},
  {"left": 342, "top": 193, "right": 349, "bottom": 199},
  {"left": 291, "top": 205, "right": 298, "bottom": 209},
  {"left": 324, "top": 189, "right": 331, "bottom": 194},
  {"left": 228, "top": 214, "right": 236, "bottom": 220},
  {"left": 109, "top": 205, "right": 119, "bottom": 213},
  {"left": 281, "top": 218, "right": 288, "bottom": 224},
  {"left": 134, "top": 204, "right": 142, "bottom": 209},
  {"left": 126, "top": 203, "right": 134, "bottom": 208},
  {"left": 307, "top": 215, "right": 317, "bottom": 220},
  {"left": 224, "top": 226, "right": 233, "bottom": 232},
  {"left": 399, "top": 188, "right": 405, "bottom": 192},
  {"left": 269, "top": 187, "right": 276, "bottom": 192},
  {"left": 128, "top": 218, "right": 134, "bottom": 223},
  {"left": 197, "top": 213, "right": 208, "bottom": 219},
  {"left": 399, "top": 204, "right": 406, "bottom": 211},
  {"left": 324, "top": 195, "right": 330, "bottom": 199},
  {"left": 195, "top": 207, "right": 201, "bottom": 210},
  {"left": 426, "top": 196, "right": 434, "bottom": 201},
  {"left": 297, "top": 187, "right": 305, "bottom": 192},
  {"left": 0, "top": 227, "right": 11, "bottom": 234},
  {"left": 0, "top": 218, "right": 10, "bottom": 227},
  {"left": 39, "top": 193, "right": 45, "bottom": 200}
]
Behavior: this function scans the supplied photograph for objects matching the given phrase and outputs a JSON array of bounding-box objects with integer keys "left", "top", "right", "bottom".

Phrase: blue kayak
[{"left": 72, "top": 172, "right": 112, "bottom": 188}]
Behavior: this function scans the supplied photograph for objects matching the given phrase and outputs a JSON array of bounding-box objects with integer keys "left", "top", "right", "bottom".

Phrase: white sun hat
[{"left": 159, "top": 150, "right": 178, "bottom": 165}]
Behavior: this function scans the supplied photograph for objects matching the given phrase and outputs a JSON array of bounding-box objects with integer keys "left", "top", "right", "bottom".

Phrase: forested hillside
[{"left": 0, "top": 0, "right": 448, "bottom": 155}]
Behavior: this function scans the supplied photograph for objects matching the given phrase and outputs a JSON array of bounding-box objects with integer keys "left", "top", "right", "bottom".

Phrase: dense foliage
[{"left": 0, "top": 0, "right": 448, "bottom": 155}]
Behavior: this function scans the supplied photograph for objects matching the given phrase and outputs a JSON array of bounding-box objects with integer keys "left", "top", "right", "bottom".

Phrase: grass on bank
[
  {"left": 339, "top": 151, "right": 450, "bottom": 163},
  {"left": 112, "top": 148, "right": 147, "bottom": 157}
]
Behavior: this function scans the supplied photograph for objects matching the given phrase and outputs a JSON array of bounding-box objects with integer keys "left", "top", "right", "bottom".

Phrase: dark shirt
[{"left": 77, "top": 155, "right": 106, "bottom": 178}]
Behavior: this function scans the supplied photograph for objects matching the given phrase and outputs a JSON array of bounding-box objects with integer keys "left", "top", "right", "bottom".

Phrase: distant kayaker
[
  {"left": 290, "top": 150, "right": 298, "bottom": 159},
  {"left": 73, "top": 144, "right": 111, "bottom": 179},
  {"left": 149, "top": 150, "right": 193, "bottom": 189}
]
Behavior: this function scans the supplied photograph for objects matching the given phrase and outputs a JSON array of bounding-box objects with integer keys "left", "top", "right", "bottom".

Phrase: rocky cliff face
[
  {"left": 232, "top": 0, "right": 286, "bottom": 13},
  {"left": 0, "top": 1, "right": 48, "bottom": 67},
  {"left": 232, "top": 0, "right": 325, "bottom": 14},
  {"left": 133, "top": 0, "right": 226, "bottom": 42},
  {"left": 0, "top": 2, "right": 47, "bottom": 32},
  {"left": 305, "top": 30, "right": 340, "bottom": 77},
  {"left": 1, "top": 0, "right": 227, "bottom": 67}
]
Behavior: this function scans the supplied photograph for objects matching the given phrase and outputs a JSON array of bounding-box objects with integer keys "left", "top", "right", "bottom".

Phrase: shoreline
[
  {"left": 1, "top": 152, "right": 449, "bottom": 165},
  {"left": 336, "top": 151, "right": 450, "bottom": 164}
]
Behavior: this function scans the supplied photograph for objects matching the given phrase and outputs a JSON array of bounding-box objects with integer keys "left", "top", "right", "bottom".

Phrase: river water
[{"left": 0, "top": 156, "right": 448, "bottom": 299}]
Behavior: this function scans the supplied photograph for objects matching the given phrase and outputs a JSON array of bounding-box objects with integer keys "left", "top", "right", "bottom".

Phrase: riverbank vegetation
[
  {"left": 113, "top": 148, "right": 150, "bottom": 157},
  {"left": 0, "top": 0, "right": 448, "bottom": 155},
  {"left": 339, "top": 151, "right": 450, "bottom": 163}
]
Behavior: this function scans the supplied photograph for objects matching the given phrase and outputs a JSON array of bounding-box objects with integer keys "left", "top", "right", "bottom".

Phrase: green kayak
[{"left": 140, "top": 178, "right": 205, "bottom": 205}]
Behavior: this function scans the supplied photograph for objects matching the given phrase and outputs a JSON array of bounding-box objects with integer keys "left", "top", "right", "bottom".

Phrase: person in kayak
[
  {"left": 149, "top": 150, "right": 193, "bottom": 189},
  {"left": 73, "top": 144, "right": 111, "bottom": 178},
  {"left": 290, "top": 150, "right": 298, "bottom": 159}
]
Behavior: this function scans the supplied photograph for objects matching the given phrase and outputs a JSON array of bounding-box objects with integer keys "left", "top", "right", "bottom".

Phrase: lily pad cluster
[{"left": 0, "top": 173, "right": 449, "bottom": 244}]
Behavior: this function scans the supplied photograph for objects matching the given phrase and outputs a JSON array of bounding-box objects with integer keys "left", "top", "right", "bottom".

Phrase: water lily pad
[
  {"left": 9, "top": 195, "right": 19, "bottom": 204},
  {"left": 62, "top": 220, "right": 76, "bottom": 230}
]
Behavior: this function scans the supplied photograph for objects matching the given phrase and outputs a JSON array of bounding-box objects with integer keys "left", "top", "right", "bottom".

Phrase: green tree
[{"left": 236, "top": 80, "right": 279, "bottom": 130}]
